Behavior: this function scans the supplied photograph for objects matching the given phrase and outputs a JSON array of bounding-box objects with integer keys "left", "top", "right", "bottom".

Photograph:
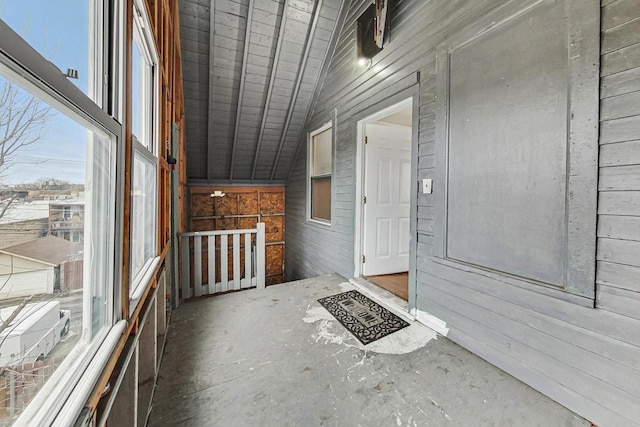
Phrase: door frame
[{"left": 353, "top": 94, "right": 419, "bottom": 310}]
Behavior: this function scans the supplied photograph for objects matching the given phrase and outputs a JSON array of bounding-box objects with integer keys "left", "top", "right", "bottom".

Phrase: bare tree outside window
[
  {"left": 0, "top": 80, "right": 53, "bottom": 176},
  {"left": 0, "top": 79, "right": 54, "bottom": 218}
]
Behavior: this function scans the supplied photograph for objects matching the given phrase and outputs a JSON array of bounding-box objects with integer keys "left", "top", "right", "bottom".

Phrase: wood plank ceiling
[{"left": 179, "top": 0, "right": 345, "bottom": 183}]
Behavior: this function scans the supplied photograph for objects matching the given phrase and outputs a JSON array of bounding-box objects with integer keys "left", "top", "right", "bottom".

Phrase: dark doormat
[{"left": 317, "top": 290, "right": 410, "bottom": 345}]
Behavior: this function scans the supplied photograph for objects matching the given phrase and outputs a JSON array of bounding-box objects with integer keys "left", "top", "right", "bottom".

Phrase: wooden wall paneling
[
  {"left": 266, "top": 244, "right": 284, "bottom": 285},
  {"left": 93, "top": 0, "right": 187, "bottom": 422},
  {"left": 121, "top": 0, "right": 134, "bottom": 319},
  {"left": 216, "top": 193, "right": 239, "bottom": 215},
  {"left": 136, "top": 297, "right": 157, "bottom": 427},
  {"left": 189, "top": 186, "right": 285, "bottom": 285},
  {"left": 191, "top": 218, "right": 216, "bottom": 231},
  {"left": 260, "top": 191, "right": 285, "bottom": 213},
  {"left": 190, "top": 192, "right": 215, "bottom": 217},
  {"left": 263, "top": 216, "right": 284, "bottom": 242},
  {"left": 103, "top": 344, "right": 136, "bottom": 426},
  {"left": 238, "top": 193, "right": 259, "bottom": 214},
  {"left": 237, "top": 216, "right": 259, "bottom": 230}
]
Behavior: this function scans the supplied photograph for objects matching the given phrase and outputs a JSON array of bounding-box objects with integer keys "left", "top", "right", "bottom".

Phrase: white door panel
[
  {"left": 363, "top": 123, "right": 411, "bottom": 276},
  {"left": 398, "top": 217, "right": 411, "bottom": 256}
]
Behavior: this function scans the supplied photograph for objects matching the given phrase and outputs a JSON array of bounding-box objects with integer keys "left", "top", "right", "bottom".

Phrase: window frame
[
  {"left": 307, "top": 121, "right": 334, "bottom": 226},
  {"left": 128, "top": 0, "right": 160, "bottom": 308},
  {"left": 0, "top": 1, "right": 127, "bottom": 423},
  {"left": 433, "top": 0, "right": 600, "bottom": 303}
]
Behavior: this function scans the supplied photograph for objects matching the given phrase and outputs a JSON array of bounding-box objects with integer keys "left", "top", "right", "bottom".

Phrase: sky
[{"left": 0, "top": 1, "right": 91, "bottom": 185}]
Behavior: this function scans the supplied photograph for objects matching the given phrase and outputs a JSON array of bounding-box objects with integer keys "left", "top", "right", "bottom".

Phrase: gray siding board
[
  {"left": 254, "top": 0, "right": 280, "bottom": 14},
  {"left": 600, "top": 68, "right": 640, "bottom": 99},
  {"left": 416, "top": 294, "right": 638, "bottom": 427},
  {"left": 602, "top": 0, "right": 640, "bottom": 30},
  {"left": 598, "top": 214, "right": 640, "bottom": 241},
  {"left": 598, "top": 191, "right": 640, "bottom": 215},
  {"left": 600, "top": 90, "right": 640, "bottom": 120},
  {"left": 600, "top": 115, "right": 640, "bottom": 144},
  {"left": 420, "top": 259, "right": 640, "bottom": 346},
  {"left": 601, "top": 16, "right": 640, "bottom": 54},
  {"left": 599, "top": 140, "right": 640, "bottom": 166},
  {"left": 600, "top": 42, "right": 640, "bottom": 76},
  {"left": 416, "top": 267, "right": 640, "bottom": 370},
  {"left": 597, "top": 261, "right": 640, "bottom": 292},
  {"left": 599, "top": 165, "right": 640, "bottom": 190},
  {"left": 416, "top": 280, "right": 640, "bottom": 404},
  {"left": 597, "top": 284, "right": 640, "bottom": 320},
  {"left": 217, "top": 0, "right": 248, "bottom": 15},
  {"left": 598, "top": 238, "right": 640, "bottom": 267}
]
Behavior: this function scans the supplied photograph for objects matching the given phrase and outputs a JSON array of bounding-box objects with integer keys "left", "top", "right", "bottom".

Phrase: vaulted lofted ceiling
[{"left": 179, "top": 0, "right": 346, "bottom": 184}]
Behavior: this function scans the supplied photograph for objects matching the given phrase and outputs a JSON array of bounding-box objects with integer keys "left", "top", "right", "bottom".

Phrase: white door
[{"left": 363, "top": 123, "right": 412, "bottom": 276}]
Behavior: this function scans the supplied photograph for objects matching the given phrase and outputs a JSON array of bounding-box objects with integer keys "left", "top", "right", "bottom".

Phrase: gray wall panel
[{"left": 285, "top": 1, "right": 640, "bottom": 426}]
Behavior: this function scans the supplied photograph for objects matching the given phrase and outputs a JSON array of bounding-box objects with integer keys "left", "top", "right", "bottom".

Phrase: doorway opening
[{"left": 354, "top": 98, "right": 414, "bottom": 305}]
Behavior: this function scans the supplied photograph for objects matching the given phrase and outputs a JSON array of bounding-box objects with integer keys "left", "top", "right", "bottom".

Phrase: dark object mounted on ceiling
[{"left": 357, "top": 0, "right": 390, "bottom": 62}]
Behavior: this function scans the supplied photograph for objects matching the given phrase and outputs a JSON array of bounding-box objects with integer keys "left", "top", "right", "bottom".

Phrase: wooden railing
[{"left": 179, "top": 223, "right": 265, "bottom": 298}]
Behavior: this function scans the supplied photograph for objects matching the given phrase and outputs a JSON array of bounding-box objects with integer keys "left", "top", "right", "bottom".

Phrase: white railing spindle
[
  {"left": 221, "top": 235, "right": 228, "bottom": 292},
  {"left": 256, "top": 223, "right": 265, "bottom": 289},
  {"left": 208, "top": 235, "right": 216, "bottom": 294},
  {"left": 243, "top": 233, "right": 251, "bottom": 288},
  {"left": 233, "top": 234, "right": 240, "bottom": 290},
  {"left": 194, "top": 236, "right": 202, "bottom": 297},
  {"left": 181, "top": 234, "right": 191, "bottom": 299}
]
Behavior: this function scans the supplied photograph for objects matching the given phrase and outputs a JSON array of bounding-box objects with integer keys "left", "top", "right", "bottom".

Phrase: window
[
  {"left": 129, "top": 2, "right": 158, "bottom": 301},
  {"left": 0, "top": 1, "right": 125, "bottom": 424},
  {"left": 308, "top": 124, "right": 333, "bottom": 223},
  {"left": 433, "top": 0, "right": 599, "bottom": 301},
  {"left": 132, "top": 7, "right": 154, "bottom": 149},
  {"left": 0, "top": 0, "right": 104, "bottom": 104},
  {"left": 0, "top": 65, "right": 116, "bottom": 425}
]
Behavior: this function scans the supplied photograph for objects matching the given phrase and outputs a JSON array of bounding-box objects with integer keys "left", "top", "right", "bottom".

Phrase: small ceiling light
[
  {"left": 358, "top": 57, "right": 372, "bottom": 68},
  {"left": 210, "top": 191, "right": 226, "bottom": 198}
]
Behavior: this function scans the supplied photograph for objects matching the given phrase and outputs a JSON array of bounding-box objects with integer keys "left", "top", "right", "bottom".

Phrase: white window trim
[
  {"left": 307, "top": 121, "right": 334, "bottom": 226},
  {"left": 0, "top": 2, "right": 123, "bottom": 424},
  {"left": 132, "top": 0, "right": 160, "bottom": 157},
  {"left": 129, "top": 0, "right": 159, "bottom": 310},
  {"left": 129, "top": 137, "right": 159, "bottom": 302}
]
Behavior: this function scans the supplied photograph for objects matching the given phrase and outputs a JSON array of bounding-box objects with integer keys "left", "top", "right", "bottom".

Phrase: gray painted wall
[
  {"left": 179, "top": 0, "right": 342, "bottom": 183},
  {"left": 285, "top": 1, "right": 640, "bottom": 425}
]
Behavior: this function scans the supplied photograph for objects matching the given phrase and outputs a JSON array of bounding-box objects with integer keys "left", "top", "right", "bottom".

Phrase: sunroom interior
[{"left": 0, "top": 0, "right": 639, "bottom": 426}]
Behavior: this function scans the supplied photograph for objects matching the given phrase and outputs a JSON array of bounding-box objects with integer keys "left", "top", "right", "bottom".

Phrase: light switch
[{"left": 422, "top": 178, "right": 432, "bottom": 194}]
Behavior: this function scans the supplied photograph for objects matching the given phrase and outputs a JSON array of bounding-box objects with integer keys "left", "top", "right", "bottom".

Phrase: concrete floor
[{"left": 148, "top": 274, "right": 589, "bottom": 427}]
